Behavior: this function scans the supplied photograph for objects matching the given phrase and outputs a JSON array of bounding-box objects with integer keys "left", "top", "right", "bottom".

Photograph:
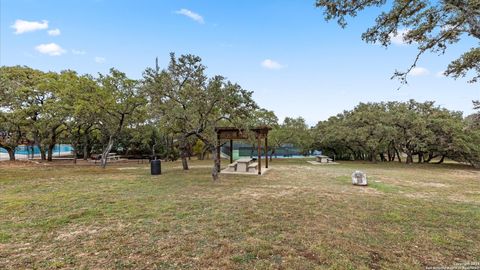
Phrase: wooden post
[
  {"left": 265, "top": 136, "right": 268, "bottom": 168},
  {"left": 229, "top": 139, "right": 233, "bottom": 164},
  {"left": 217, "top": 134, "right": 221, "bottom": 172},
  {"left": 257, "top": 136, "right": 261, "bottom": 175}
]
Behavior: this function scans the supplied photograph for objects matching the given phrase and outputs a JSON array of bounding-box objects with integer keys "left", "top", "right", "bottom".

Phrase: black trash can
[{"left": 151, "top": 159, "right": 161, "bottom": 175}]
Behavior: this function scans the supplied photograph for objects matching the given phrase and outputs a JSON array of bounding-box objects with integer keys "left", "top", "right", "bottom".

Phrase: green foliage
[
  {"left": 269, "top": 117, "right": 313, "bottom": 156},
  {"left": 1, "top": 59, "right": 478, "bottom": 169},
  {"left": 315, "top": 0, "right": 480, "bottom": 84},
  {"left": 313, "top": 100, "right": 480, "bottom": 166},
  {"left": 143, "top": 53, "right": 260, "bottom": 178}
]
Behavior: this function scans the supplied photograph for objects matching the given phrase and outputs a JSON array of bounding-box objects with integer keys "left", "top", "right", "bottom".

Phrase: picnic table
[
  {"left": 226, "top": 157, "right": 258, "bottom": 173},
  {"left": 106, "top": 153, "right": 120, "bottom": 161},
  {"left": 315, "top": 155, "right": 332, "bottom": 163},
  {"left": 91, "top": 152, "right": 121, "bottom": 164}
]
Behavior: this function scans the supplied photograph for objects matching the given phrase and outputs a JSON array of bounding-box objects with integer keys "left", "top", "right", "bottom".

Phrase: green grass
[{"left": 0, "top": 159, "right": 479, "bottom": 269}]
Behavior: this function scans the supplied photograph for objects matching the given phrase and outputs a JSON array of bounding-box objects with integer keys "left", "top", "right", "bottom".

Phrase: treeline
[
  {"left": 0, "top": 53, "right": 271, "bottom": 180},
  {"left": 312, "top": 100, "right": 480, "bottom": 168},
  {"left": 1, "top": 53, "right": 479, "bottom": 176}
]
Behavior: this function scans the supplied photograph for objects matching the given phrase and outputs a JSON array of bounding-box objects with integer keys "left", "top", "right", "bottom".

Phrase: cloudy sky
[{"left": 1, "top": 0, "right": 478, "bottom": 125}]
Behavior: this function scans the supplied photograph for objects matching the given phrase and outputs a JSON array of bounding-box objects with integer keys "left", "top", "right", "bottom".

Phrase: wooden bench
[
  {"left": 247, "top": 162, "right": 258, "bottom": 173},
  {"left": 327, "top": 158, "right": 333, "bottom": 163}
]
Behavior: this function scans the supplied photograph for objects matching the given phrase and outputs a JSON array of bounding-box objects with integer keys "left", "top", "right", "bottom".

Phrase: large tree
[
  {"left": 97, "top": 69, "right": 146, "bottom": 168},
  {"left": 143, "top": 53, "right": 208, "bottom": 170},
  {"left": 269, "top": 117, "right": 313, "bottom": 159},
  {"left": 144, "top": 53, "right": 258, "bottom": 180},
  {"left": 0, "top": 66, "right": 44, "bottom": 160},
  {"left": 315, "top": 0, "right": 480, "bottom": 84},
  {"left": 58, "top": 73, "right": 100, "bottom": 163}
]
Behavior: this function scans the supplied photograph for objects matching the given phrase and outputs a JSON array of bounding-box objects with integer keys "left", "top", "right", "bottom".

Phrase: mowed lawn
[{"left": 0, "top": 159, "right": 479, "bottom": 269}]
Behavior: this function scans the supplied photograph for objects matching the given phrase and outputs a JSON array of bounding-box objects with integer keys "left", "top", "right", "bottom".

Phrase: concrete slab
[
  {"left": 307, "top": 161, "right": 339, "bottom": 165},
  {"left": 220, "top": 166, "right": 271, "bottom": 176}
]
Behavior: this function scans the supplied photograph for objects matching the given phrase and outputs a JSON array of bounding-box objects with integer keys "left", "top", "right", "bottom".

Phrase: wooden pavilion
[{"left": 215, "top": 126, "right": 271, "bottom": 175}]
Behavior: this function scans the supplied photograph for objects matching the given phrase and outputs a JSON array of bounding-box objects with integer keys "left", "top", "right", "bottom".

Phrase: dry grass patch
[{"left": 0, "top": 159, "right": 478, "bottom": 269}]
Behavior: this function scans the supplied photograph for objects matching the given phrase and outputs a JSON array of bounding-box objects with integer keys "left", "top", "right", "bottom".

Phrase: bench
[
  {"left": 107, "top": 154, "right": 121, "bottom": 161},
  {"left": 247, "top": 162, "right": 258, "bottom": 172},
  {"left": 316, "top": 155, "right": 333, "bottom": 163},
  {"left": 227, "top": 162, "right": 238, "bottom": 172},
  {"left": 91, "top": 153, "right": 121, "bottom": 164}
]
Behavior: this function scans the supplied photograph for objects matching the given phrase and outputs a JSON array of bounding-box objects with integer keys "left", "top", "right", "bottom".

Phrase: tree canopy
[
  {"left": 1, "top": 53, "right": 479, "bottom": 180},
  {"left": 315, "top": 0, "right": 480, "bottom": 84},
  {"left": 313, "top": 100, "right": 480, "bottom": 167}
]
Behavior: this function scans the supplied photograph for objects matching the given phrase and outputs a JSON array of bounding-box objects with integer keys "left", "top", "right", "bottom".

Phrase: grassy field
[{"left": 0, "top": 159, "right": 479, "bottom": 269}]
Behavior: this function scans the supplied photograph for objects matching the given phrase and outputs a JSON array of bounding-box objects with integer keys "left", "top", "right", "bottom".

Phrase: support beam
[
  {"left": 265, "top": 136, "right": 268, "bottom": 168},
  {"left": 229, "top": 139, "right": 233, "bottom": 164},
  {"left": 257, "top": 137, "right": 261, "bottom": 175}
]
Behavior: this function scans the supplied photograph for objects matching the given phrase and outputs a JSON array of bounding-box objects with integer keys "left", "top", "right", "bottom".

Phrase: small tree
[{"left": 97, "top": 69, "right": 146, "bottom": 168}]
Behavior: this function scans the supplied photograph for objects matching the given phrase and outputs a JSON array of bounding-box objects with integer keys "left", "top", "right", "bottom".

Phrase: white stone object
[{"left": 352, "top": 171, "right": 367, "bottom": 186}]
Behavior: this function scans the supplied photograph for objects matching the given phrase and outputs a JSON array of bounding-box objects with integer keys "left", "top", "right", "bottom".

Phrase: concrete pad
[
  {"left": 220, "top": 166, "right": 271, "bottom": 176},
  {"left": 307, "top": 161, "right": 339, "bottom": 165}
]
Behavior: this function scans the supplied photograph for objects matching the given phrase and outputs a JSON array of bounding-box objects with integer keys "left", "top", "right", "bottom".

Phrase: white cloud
[
  {"left": 94, "top": 56, "right": 106, "bottom": 63},
  {"left": 410, "top": 67, "right": 429, "bottom": 76},
  {"left": 261, "top": 59, "right": 286, "bottom": 70},
  {"left": 11, "top": 19, "right": 48, "bottom": 34},
  {"left": 72, "top": 49, "right": 86, "bottom": 55},
  {"left": 47, "top": 28, "right": 61, "bottom": 36},
  {"left": 35, "top": 43, "right": 66, "bottom": 56},
  {"left": 175, "top": 9, "right": 204, "bottom": 24},
  {"left": 389, "top": 29, "right": 409, "bottom": 45}
]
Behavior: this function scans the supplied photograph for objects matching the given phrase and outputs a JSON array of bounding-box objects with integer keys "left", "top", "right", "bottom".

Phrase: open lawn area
[{"left": 0, "top": 159, "right": 479, "bottom": 269}]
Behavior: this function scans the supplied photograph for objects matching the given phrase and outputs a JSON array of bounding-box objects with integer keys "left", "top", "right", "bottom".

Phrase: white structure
[{"left": 351, "top": 171, "right": 368, "bottom": 186}]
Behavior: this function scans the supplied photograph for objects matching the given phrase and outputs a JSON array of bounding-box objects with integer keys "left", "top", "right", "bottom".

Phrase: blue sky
[{"left": 1, "top": 0, "right": 478, "bottom": 126}]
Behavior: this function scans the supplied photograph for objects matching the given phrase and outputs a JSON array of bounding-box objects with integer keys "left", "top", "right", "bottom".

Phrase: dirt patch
[
  {"left": 117, "top": 167, "right": 139, "bottom": 170},
  {"left": 55, "top": 226, "right": 99, "bottom": 241},
  {"left": 229, "top": 185, "right": 306, "bottom": 200},
  {"left": 420, "top": 182, "right": 450, "bottom": 188},
  {"left": 403, "top": 192, "right": 433, "bottom": 200},
  {"left": 0, "top": 160, "right": 46, "bottom": 168}
]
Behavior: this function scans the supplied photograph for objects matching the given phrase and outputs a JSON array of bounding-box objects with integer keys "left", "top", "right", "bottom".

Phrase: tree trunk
[
  {"left": 395, "top": 148, "right": 402, "bottom": 163},
  {"left": 72, "top": 142, "right": 78, "bottom": 164},
  {"left": 180, "top": 137, "right": 189, "bottom": 170},
  {"left": 7, "top": 148, "right": 15, "bottom": 161},
  {"left": 151, "top": 139, "right": 157, "bottom": 158},
  {"left": 47, "top": 144, "right": 55, "bottom": 161},
  {"left": 406, "top": 151, "right": 413, "bottom": 164},
  {"left": 83, "top": 143, "right": 89, "bottom": 160},
  {"left": 417, "top": 152, "right": 423, "bottom": 163},
  {"left": 100, "top": 136, "right": 114, "bottom": 168},
  {"left": 435, "top": 155, "right": 445, "bottom": 164},
  {"left": 200, "top": 145, "right": 209, "bottom": 160},
  {"left": 83, "top": 134, "right": 90, "bottom": 160},
  {"left": 40, "top": 145, "right": 47, "bottom": 160},
  {"left": 270, "top": 148, "right": 275, "bottom": 162},
  {"left": 424, "top": 152, "right": 438, "bottom": 163},
  {"left": 211, "top": 147, "right": 220, "bottom": 181}
]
